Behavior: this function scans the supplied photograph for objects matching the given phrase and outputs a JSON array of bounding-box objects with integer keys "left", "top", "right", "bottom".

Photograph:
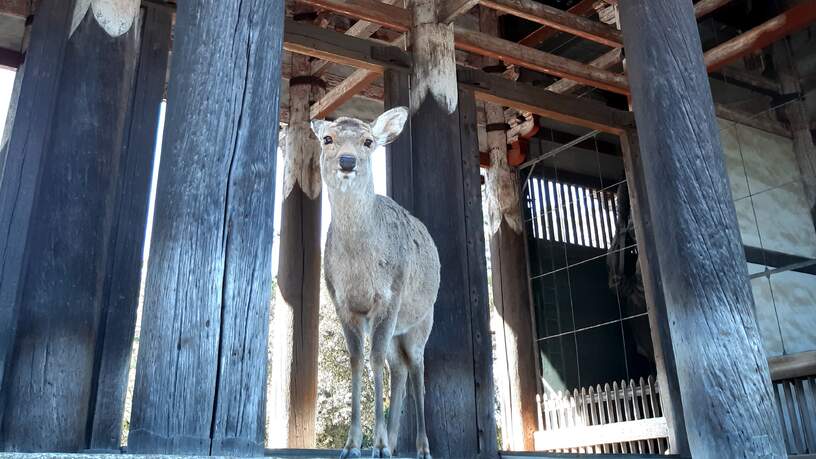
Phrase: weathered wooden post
[
  {"left": 0, "top": 0, "right": 150, "bottom": 451},
  {"left": 88, "top": 5, "right": 172, "bottom": 450},
  {"left": 619, "top": 1, "right": 786, "bottom": 456},
  {"left": 389, "top": 0, "right": 497, "bottom": 455},
  {"left": 478, "top": 8, "right": 537, "bottom": 452},
  {"left": 127, "top": 1, "right": 284, "bottom": 456},
  {"left": 268, "top": 53, "right": 323, "bottom": 448}
]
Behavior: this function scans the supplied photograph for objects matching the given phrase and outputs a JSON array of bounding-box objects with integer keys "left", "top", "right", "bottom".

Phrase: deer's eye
[
  {"left": 323, "top": 136, "right": 333, "bottom": 145},
  {"left": 364, "top": 139, "right": 373, "bottom": 148}
]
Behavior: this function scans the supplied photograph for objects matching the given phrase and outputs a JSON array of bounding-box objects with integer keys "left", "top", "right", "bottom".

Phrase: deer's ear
[
  {"left": 372, "top": 107, "right": 408, "bottom": 145},
  {"left": 311, "top": 119, "right": 331, "bottom": 139}
]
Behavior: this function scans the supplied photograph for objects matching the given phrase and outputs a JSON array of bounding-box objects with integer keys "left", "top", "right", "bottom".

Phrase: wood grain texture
[
  {"left": 453, "top": 27, "right": 628, "bottom": 95},
  {"left": 619, "top": 1, "right": 786, "bottom": 456},
  {"left": 490, "top": 220, "right": 538, "bottom": 452},
  {"left": 393, "top": 19, "right": 498, "bottom": 451},
  {"left": 297, "top": 0, "right": 411, "bottom": 33},
  {"left": 0, "top": 2, "right": 141, "bottom": 451},
  {"left": 284, "top": 20, "right": 410, "bottom": 73},
  {"left": 703, "top": 1, "right": 816, "bottom": 72},
  {"left": 310, "top": 68, "right": 380, "bottom": 119},
  {"left": 87, "top": 7, "right": 172, "bottom": 451},
  {"left": 478, "top": 0, "right": 623, "bottom": 48},
  {"left": 383, "top": 69, "right": 413, "bottom": 212},
  {"left": 0, "top": 0, "right": 73, "bottom": 429},
  {"left": 517, "top": 0, "right": 595, "bottom": 48},
  {"left": 619, "top": 130, "right": 689, "bottom": 456},
  {"left": 268, "top": 53, "right": 322, "bottom": 448},
  {"left": 128, "top": 1, "right": 283, "bottom": 455},
  {"left": 457, "top": 67, "right": 633, "bottom": 134}
]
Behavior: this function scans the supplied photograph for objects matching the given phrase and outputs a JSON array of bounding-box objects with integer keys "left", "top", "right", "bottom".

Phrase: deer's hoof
[
  {"left": 416, "top": 450, "right": 432, "bottom": 459},
  {"left": 372, "top": 447, "right": 392, "bottom": 458},
  {"left": 340, "top": 447, "right": 361, "bottom": 458}
]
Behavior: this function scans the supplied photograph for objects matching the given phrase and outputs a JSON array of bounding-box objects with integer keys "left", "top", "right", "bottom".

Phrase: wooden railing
[
  {"left": 770, "top": 351, "right": 816, "bottom": 456},
  {"left": 534, "top": 376, "right": 670, "bottom": 454}
]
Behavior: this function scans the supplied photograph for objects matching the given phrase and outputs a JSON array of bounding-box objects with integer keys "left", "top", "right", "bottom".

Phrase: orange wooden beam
[{"left": 705, "top": 1, "right": 816, "bottom": 72}]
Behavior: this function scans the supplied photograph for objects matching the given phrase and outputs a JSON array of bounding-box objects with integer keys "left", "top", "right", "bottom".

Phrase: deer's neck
[{"left": 328, "top": 187, "right": 377, "bottom": 236}]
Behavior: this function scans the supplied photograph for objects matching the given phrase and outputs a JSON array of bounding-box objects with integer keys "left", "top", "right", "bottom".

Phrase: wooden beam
[
  {"left": 0, "top": 0, "right": 27, "bottom": 17},
  {"left": 283, "top": 19, "right": 409, "bottom": 73},
  {"left": 704, "top": 1, "right": 816, "bottom": 72},
  {"left": 478, "top": 0, "right": 623, "bottom": 48},
  {"left": 288, "top": 0, "right": 627, "bottom": 94},
  {"left": 620, "top": 0, "right": 786, "bottom": 456},
  {"left": 439, "top": 0, "right": 479, "bottom": 23},
  {"left": 310, "top": 0, "right": 403, "bottom": 77},
  {"left": 0, "top": 47, "right": 23, "bottom": 69},
  {"left": 544, "top": 48, "right": 622, "bottom": 94},
  {"left": 694, "top": 0, "right": 734, "bottom": 19},
  {"left": 455, "top": 26, "right": 628, "bottom": 94},
  {"left": 457, "top": 67, "right": 633, "bottom": 134},
  {"left": 297, "top": 0, "right": 410, "bottom": 32},
  {"left": 715, "top": 103, "right": 792, "bottom": 138},
  {"left": 713, "top": 66, "right": 782, "bottom": 94},
  {"left": 518, "top": 0, "right": 595, "bottom": 48},
  {"left": 310, "top": 67, "right": 380, "bottom": 119},
  {"left": 768, "top": 351, "right": 816, "bottom": 381}
]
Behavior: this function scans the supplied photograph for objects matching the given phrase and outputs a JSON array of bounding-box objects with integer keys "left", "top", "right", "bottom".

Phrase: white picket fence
[
  {"left": 535, "top": 376, "right": 670, "bottom": 454},
  {"left": 774, "top": 375, "right": 816, "bottom": 455}
]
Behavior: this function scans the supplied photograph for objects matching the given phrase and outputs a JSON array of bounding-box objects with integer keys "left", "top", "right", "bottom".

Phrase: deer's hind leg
[{"left": 402, "top": 314, "right": 433, "bottom": 459}]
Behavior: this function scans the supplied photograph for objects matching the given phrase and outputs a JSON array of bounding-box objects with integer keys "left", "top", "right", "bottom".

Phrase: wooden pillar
[
  {"left": 618, "top": 1, "right": 786, "bottom": 457},
  {"left": 87, "top": 5, "right": 172, "bottom": 451},
  {"left": 268, "top": 53, "right": 322, "bottom": 448},
  {"left": 479, "top": 8, "right": 537, "bottom": 452},
  {"left": 127, "top": 1, "right": 284, "bottom": 456},
  {"left": 391, "top": 1, "right": 497, "bottom": 455},
  {"left": 0, "top": 0, "right": 75, "bottom": 435},
  {"left": 0, "top": 0, "right": 145, "bottom": 451}
]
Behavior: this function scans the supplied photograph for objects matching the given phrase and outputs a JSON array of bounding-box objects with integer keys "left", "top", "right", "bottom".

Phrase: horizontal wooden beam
[
  {"left": 518, "top": 0, "right": 596, "bottom": 48},
  {"left": 478, "top": 0, "right": 623, "bottom": 48},
  {"left": 694, "top": 0, "right": 734, "bottom": 19},
  {"left": 768, "top": 351, "right": 816, "bottom": 381},
  {"left": 545, "top": 48, "right": 622, "bottom": 94},
  {"left": 457, "top": 67, "right": 633, "bottom": 134},
  {"left": 439, "top": 0, "right": 479, "bottom": 23},
  {"left": 704, "top": 1, "right": 816, "bottom": 72},
  {"left": 713, "top": 66, "right": 782, "bottom": 94},
  {"left": 0, "top": 46, "right": 23, "bottom": 69},
  {"left": 0, "top": 0, "right": 27, "bottom": 17},
  {"left": 454, "top": 26, "right": 629, "bottom": 95},
  {"left": 297, "top": 0, "right": 410, "bottom": 32},
  {"left": 311, "top": 68, "right": 380, "bottom": 119},
  {"left": 715, "top": 103, "right": 792, "bottom": 138},
  {"left": 283, "top": 19, "right": 410, "bottom": 73}
]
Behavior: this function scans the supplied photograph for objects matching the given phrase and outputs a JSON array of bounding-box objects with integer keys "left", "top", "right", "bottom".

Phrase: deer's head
[{"left": 311, "top": 107, "right": 408, "bottom": 194}]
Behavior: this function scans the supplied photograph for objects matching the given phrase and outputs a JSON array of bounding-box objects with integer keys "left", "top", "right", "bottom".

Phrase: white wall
[{"left": 720, "top": 119, "right": 816, "bottom": 357}]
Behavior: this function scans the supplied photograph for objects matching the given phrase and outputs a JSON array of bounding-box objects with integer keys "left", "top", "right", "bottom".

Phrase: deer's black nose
[{"left": 339, "top": 155, "right": 356, "bottom": 172}]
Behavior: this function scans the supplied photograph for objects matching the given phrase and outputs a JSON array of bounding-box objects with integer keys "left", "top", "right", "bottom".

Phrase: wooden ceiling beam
[
  {"left": 518, "top": 0, "right": 596, "bottom": 48},
  {"left": 694, "top": 0, "right": 734, "bottom": 20},
  {"left": 715, "top": 103, "right": 792, "bottom": 138},
  {"left": 297, "top": 0, "right": 410, "bottom": 32},
  {"left": 457, "top": 67, "right": 633, "bottom": 135},
  {"left": 478, "top": 0, "right": 623, "bottom": 48},
  {"left": 454, "top": 26, "right": 629, "bottom": 95},
  {"left": 704, "top": 1, "right": 816, "bottom": 72},
  {"left": 544, "top": 48, "right": 622, "bottom": 95},
  {"left": 311, "top": 67, "right": 381, "bottom": 119},
  {"left": 283, "top": 19, "right": 410, "bottom": 73},
  {"left": 0, "top": 0, "right": 27, "bottom": 18}
]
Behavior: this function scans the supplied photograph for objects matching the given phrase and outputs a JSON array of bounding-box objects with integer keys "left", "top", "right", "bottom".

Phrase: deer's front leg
[
  {"left": 370, "top": 314, "right": 398, "bottom": 458},
  {"left": 341, "top": 322, "right": 364, "bottom": 459}
]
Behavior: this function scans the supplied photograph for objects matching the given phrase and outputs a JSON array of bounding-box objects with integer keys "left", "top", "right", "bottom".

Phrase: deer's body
[{"left": 313, "top": 108, "right": 438, "bottom": 459}]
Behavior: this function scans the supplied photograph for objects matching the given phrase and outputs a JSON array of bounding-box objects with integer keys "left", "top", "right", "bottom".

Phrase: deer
[{"left": 311, "top": 107, "right": 439, "bottom": 459}]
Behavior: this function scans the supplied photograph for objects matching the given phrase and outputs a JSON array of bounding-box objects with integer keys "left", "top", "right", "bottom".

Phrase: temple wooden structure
[{"left": 0, "top": 0, "right": 815, "bottom": 458}]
